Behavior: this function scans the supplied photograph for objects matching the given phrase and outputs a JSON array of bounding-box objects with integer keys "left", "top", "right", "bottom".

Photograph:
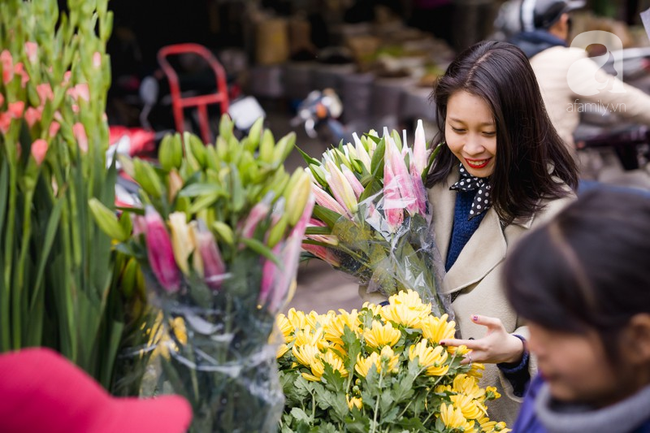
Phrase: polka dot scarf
[{"left": 449, "top": 164, "right": 492, "bottom": 220}]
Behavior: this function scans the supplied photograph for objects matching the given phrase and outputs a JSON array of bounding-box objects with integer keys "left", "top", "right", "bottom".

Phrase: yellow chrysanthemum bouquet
[{"left": 277, "top": 290, "right": 510, "bottom": 433}]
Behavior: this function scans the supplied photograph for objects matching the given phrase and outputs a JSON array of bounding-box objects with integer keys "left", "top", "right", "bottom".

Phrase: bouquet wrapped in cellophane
[
  {"left": 91, "top": 115, "right": 313, "bottom": 432},
  {"left": 301, "top": 120, "right": 449, "bottom": 317},
  {"left": 277, "top": 290, "right": 510, "bottom": 432}
]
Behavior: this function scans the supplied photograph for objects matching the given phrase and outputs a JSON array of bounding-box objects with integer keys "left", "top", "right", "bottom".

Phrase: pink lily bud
[
  {"left": 72, "top": 123, "right": 88, "bottom": 153},
  {"left": 25, "top": 42, "right": 38, "bottom": 63},
  {"left": 14, "top": 63, "right": 29, "bottom": 88},
  {"left": 302, "top": 243, "right": 340, "bottom": 267},
  {"left": 8, "top": 101, "right": 24, "bottom": 118},
  {"left": 353, "top": 132, "right": 372, "bottom": 172},
  {"left": 93, "top": 52, "right": 102, "bottom": 69},
  {"left": 168, "top": 212, "right": 194, "bottom": 275},
  {"left": 31, "top": 139, "right": 48, "bottom": 166},
  {"left": 48, "top": 121, "right": 60, "bottom": 138},
  {"left": 195, "top": 221, "right": 227, "bottom": 290},
  {"left": 132, "top": 214, "right": 147, "bottom": 237},
  {"left": 412, "top": 119, "right": 428, "bottom": 176},
  {"left": 144, "top": 206, "right": 181, "bottom": 293},
  {"left": 241, "top": 193, "right": 272, "bottom": 238},
  {"left": 312, "top": 183, "right": 347, "bottom": 217},
  {"left": 24, "top": 106, "right": 42, "bottom": 128},
  {"left": 1, "top": 50, "right": 13, "bottom": 84},
  {"left": 386, "top": 136, "right": 418, "bottom": 215},
  {"left": 382, "top": 162, "right": 403, "bottom": 233},
  {"left": 410, "top": 157, "right": 428, "bottom": 217},
  {"left": 0, "top": 113, "right": 11, "bottom": 134},
  {"left": 325, "top": 159, "right": 358, "bottom": 215},
  {"left": 36, "top": 83, "right": 53, "bottom": 105},
  {"left": 258, "top": 242, "right": 282, "bottom": 306},
  {"left": 341, "top": 165, "right": 364, "bottom": 199},
  {"left": 265, "top": 195, "right": 315, "bottom": 312}
]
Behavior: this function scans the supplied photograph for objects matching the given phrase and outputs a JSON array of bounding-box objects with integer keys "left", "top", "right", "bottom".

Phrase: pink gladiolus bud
[
  {"left": 72, "top": 123, "right": 88, "bottom": 153},
  {"left": 53, "top": 111, "right": 63, "bottom": 122},
  {"left": 413, "top": 119, "right": 428, "bottom": 176},
  {"left": 1, "top": 50, "right": 13, "bottom": 84},
  {"left": 24, "top": 106, "right": 42, "bottom": 128},
  {"left": 0, "top": 112, "right": 11, "bottom": 134},
  {"left": 72, "top": 104, "right": 79, "bottom": 113},
  {"left": 48, "top": 121, "right": 60, "bottom": 138},
  {"left": 93, "top": 52, "right": 102, "bottom": 69},
  {"left": 241, "top": 194, "right": 272, "bottom": 238},
  {"left": 31, "top": 139, "right": 48, "bottom": 166},
  {"left": 36, "top": 83, "right": 54, "bottom": 105},
  {"left": 302, "top": 243, "right": 340, "bottom": 267},
  {"left": 8, "top": 101, "right": 24, "bottom": 118},
  {"left": 312, "top": 183, "right": 347, "bottom": 217},
  {"left": 25, "top": 42, "right": 38, "bottom": 63},
  {"left": 195, "top": 222, "right": 227, "bottom": 290},
  {"left": 67, "top": 83, "right": 90, "bottom": 102},
  {"left": 0, "top": 93, "right": 4, "bottom": 107},
  {"left": 341, "top": 165, "right": 364, "bottom": 199},
  {"left": 144, "top": 206, "right": 181, "bottom": 293}
]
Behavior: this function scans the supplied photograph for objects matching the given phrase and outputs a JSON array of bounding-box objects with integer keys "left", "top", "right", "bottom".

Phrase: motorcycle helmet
[{"left": 520, "top": 0, "right": 585, "bottom": 32}]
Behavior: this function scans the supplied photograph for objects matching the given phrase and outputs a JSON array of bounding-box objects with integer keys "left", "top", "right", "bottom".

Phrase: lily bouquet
[
  {"left": 277, "top": 290, "right": 510, "bottom": 432},
  {"left": 92, "top": 115, "right": 313, "bottom": 432},
  {"left": 301, "top": 120, "right": 449, "bottom": 316}
]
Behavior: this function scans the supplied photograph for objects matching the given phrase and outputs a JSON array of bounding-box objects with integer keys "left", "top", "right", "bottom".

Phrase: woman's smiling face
[{"left": 445, "top": 91, "right": 497, "bottom": 177}]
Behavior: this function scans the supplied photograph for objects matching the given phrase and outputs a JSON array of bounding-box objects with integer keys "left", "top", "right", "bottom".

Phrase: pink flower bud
[
  {"left": 132, "top": 215, "right": 147, "bottom": 237},
  {"left": 67, "top": 83, "right": 90, "bottom": 102},
  {"left": 0, "top": 112, "right": 11, "bottom": 134},
  {"left": 241, "top": 195, "right": 272, "bottom": 238},
  {"left": 36, "top": 83, "right": 54, "bottom": 105},
  {"left": 341, "top": 165, "right": 364, "bottom": 199},
  {"left": 31, "top": 139, "right": 48, "bottom": 166},
  {"left": 1, "top": 50, "right": 13, "bottom": 84},
  {"left": 0, "top": 93, "right": 4, "bottom": 107},
  {"left": 48, "top": 121, "right": 60, "bottom": 138},
  {"left": 62, "top": 71, "right": 72, "bottom": 86},
  {"left": 144, "top": 206, "right": 181, "bottom": 293},
  {"left": 8, "top": 101, "right": 24, "bottom": 118},
  {"left": 13, "top": 62, "right": 29, "bottom": 88},
  {"left": 24, "top": 106, "right": 42, "bottom": 128},
  {"left": 72, "top": 123, "right": 88, "bottom": 153},
  {"left": 312, "top": 183, "right": 347, "bottom": 217},
  {"left": 302, "top": 243, "right": 340, "bottom": 267},
  {"left": 25, "top": 42, "right": 38, "bottom": 63},
  {"left": 93, "top": 52, "right": 102, "bottom": 69},
  {"left": 195, "top": 222, "right": 226, "bottom": 290}
]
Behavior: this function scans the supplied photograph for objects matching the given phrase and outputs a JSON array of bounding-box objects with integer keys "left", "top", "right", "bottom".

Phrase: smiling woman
[{"left": 423, "top": 40, "right": 580, "bottom": 425}]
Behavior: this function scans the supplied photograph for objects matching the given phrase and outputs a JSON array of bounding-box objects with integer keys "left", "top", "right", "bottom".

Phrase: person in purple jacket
[{"left": 503, "top": 187, "right": 650, "bottom": 433}]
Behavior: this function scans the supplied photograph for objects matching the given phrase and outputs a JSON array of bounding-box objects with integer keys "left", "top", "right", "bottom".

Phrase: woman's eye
[
  {"left": 451, "top": 127, "right": 465, "bottom": 133},
  {"left": 483, "top": 131, "right": 496, "bottom": 137}
]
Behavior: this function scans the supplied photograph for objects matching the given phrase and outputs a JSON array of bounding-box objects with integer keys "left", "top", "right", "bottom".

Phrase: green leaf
[
  {"left": 304, "top": 226, "right": 331, "bottom": 236},
  {"left": 178, "top": 183, "right": 223, "bottom": 198},
  {"left": 239, "top": 237, "right": 281, "bottom": 267},
  {"left": 290, "top": 407, "right": 313, "bottom": 425},
  {"left": 312, "top": 205, "right": 343, "bottom": 229},
  {"left": 188, "top": 192, "right": 220, "bottom": 215},
  {"left": 369, "top": 138, "right": 385, "bottom": 181},
  {"left": 296, "top": 145, "right": 321, "bottom": 166}
]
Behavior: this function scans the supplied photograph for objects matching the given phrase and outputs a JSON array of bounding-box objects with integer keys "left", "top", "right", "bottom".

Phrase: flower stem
[
  {"left": 2, "top": 168, "right": 16, "bottom": 350},
  {"left": 371, "top": 370, "right": 384, "bottom": 433}
]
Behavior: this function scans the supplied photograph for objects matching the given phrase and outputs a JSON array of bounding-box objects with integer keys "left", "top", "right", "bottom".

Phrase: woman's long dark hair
[
  {"left": 426, "top": 40, "right": 578, "bottom": 225},
  {"left": 504, "top": 188, "right": 650, "bottom": 364}
]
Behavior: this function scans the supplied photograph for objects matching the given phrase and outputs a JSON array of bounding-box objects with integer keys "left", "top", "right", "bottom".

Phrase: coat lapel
[{"left": 428, "top": 171, "right": 508, "bottom": 295}]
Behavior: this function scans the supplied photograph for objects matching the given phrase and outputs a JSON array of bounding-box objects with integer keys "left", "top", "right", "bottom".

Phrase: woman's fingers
[{"left": 470, "top": 314, "right": 505, "bottom": 330}]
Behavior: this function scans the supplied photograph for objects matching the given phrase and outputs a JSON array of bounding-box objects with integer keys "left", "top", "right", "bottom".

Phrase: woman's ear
[{"left": 623, "top": 314, "right": 650, "bottom": 365}]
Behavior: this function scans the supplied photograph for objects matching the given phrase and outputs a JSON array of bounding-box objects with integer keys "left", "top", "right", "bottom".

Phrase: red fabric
[{"left": 0, "top": 348, "right": 192, "bottom": 433}]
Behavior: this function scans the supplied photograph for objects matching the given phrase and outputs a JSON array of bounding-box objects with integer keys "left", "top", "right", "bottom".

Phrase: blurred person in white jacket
[{"left": 506, "top": 0, "right": 650, "bottom": 159}]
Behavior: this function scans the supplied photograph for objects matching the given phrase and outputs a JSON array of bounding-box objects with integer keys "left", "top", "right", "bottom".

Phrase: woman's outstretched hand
[{"left": 439, "top": 315, "right": 525, "bottom": 365}]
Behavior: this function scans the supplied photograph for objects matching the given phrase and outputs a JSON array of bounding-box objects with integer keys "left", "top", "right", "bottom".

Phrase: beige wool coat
[{"left": 429, "top": 169, "right": 575, "bottom": 426}]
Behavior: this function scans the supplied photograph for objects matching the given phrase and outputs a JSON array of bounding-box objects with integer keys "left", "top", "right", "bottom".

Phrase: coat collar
[{"left": 429, "top": 170, "right": 510, "bottom": 295}]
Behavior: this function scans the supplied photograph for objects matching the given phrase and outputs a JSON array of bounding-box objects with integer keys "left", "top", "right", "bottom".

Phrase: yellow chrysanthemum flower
[
  {"left": 276, "top": 343, "right": 289, "bottom": 359},
  {"left": 450, "top": 394, "right": 487, "bottom": 420},
  {"left": 305, "top": 311, "right": 321, "bottom": 330},
  {"left": 379, "top": 345, "right": 400, "bottom": 373},
  {"left": 467, "top": 361, "right": 486, "bottom": 379},
  {"left": 362, "top": 301, "right": 383, "bottom": 317},
  {"left": 479, "top": 418, "right": 511, "bottom": 433},
  {"left": 440, "top": 403, "right": 475, "bottom": 432},
  {"left": 389, "top": 290, "right": 431, "bottom": 313},
  {"left": 276, "top": 314, "right": 293, "bottom": 342},
  {"left": 324, "top": 309, "right": 360, "bottom": 346},
  {"left": 355, "top": 347, "right": 401, "bottom": 377},
  {"left": 347, "top": 395, "right": 363, "bottom": 410},
  {"left": 363, "top": 320, "right": 401, "bottom": 348},
  {"left": 435, "top": 384, "right": 453, "bottom": 394},
  {"left": 292, "top": 344, "right": 320, "bottom": 368},
  {"left": 452, "top": 374, "right": 486, "bottom": 401},
  {"left": 322, "top": 350, "right": 349, "bottom": 378},
  {"left": 483, "top": 386, "right": 502, "bottom": 401},
  {"left": 408, "top": 339, "right": 450, "bottom": 376},
  {"left": 381, "top": 303, "right": 427, "bottom": 328},
  {"left": 287, "top": 308, "right": 308, "bottom": 332},
  {"left": 418, "top": 314, "right": 456, "bottom": 343}
]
